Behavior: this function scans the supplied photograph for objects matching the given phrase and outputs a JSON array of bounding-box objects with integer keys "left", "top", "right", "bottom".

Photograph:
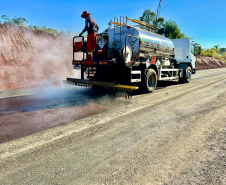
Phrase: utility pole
[{"left": 155, "top": 0, "right": 164, "bottom": 28}]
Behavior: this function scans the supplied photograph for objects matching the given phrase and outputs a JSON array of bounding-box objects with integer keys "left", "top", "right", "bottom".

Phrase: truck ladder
[{"left": 113, "top": 16, "right": 124, "bottom": 50}]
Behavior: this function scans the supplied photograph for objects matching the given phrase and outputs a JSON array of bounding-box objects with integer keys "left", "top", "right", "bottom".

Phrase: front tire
[
  {"left": 141, "top": 69, "right": 157, "bottom": 93},
  {"left": 179, "top": 66, "right": 192, "bottom": 83}
]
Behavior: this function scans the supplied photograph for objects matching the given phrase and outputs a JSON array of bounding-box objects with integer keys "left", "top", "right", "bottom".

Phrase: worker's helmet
[{"left": 81, "top": 11, "right": 90, "bottom": 18}]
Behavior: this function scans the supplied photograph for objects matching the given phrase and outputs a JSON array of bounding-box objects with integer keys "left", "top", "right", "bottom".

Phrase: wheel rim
[
  {"left": 187, "top": 69, "right": 191, "bottom": 80},
  {"left": 148, "top": 73, "right": 156, "bottom": 88}
]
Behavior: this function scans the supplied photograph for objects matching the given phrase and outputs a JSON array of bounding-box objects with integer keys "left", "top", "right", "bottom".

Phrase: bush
[
  {"left": 1, "top": 15, "right": 27, "bottom": 27},
  {"left": 222, "top": 53, "right": 226, "bottom": 61},
  {"left": 29, "top": 25, "right": 58, "bottom": 35},
  {"left": 201, "top": 48, "right": 226, "bottom": 62},
  {"left": 0, "top": 15, "right": 74, "bottom": 36}
]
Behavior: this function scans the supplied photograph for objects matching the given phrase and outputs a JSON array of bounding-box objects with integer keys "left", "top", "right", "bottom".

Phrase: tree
[
  {"left": 1, "top": 15, "right": 11, "bottom": 24},
  {"left": 153, "top": 17, "right": 164, "bottom": 29},
  {"left": 12, "top": 17, "right": 27, "bottom": 26},
  {"left": 220, "top": 48, "right": 226, "bottom": 53},
  {"left": 139, "top": 9, "right": 155, "bottom": 31},
  {"left": 213, "top": 44, "right": 220, "bottom": 52},
  {"left": 139, "top": 9, "right": 164, "bottom": 31},
  {"left": 1, "top": 15, "right": 27, "bottom": 26},
  {"left": 163, "top": 20, "right": 190, "bottom": 39}
]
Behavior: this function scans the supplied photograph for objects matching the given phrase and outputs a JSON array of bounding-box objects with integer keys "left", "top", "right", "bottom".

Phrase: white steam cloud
[{"left": 0, "top": 24, "right": 77, "bottom": 90}]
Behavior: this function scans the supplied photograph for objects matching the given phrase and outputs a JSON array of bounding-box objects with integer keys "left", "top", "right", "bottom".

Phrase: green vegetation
[
  {"left": 220, "top": 48, "right": 226, "bottom": 52},
  {"left": 139, "top": 8, "right": 225, "bottom": 62},
  {"left": 28, "top": 24, "right": 59, "bottom": 35},
  {"left": 0, "top": 15, "right": 72, "bottom": 36},
  {"left": 139, "top": 9, "right": 164, "bottom": 30},
  {"left": 139, "top": 9, "right": 190, "bottom": 39},
  {"left": 1, "top": 15, "right": 27, "bottom": 27},
  {"left": 164, "top": 20, "right": 191, "bottom": 39},
  {"left": 201, "top": 45, "right": 226, "bottom": 61}
]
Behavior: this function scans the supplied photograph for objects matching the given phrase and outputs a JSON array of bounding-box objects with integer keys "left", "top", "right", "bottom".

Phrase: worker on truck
[{"left": 79, "top": 11, "right": 99, "bottom": 60}]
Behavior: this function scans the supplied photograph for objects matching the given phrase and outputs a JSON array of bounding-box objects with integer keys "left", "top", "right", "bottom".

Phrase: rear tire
[
  {"left": 141, "top": 69, "right": 157, "bottom": 93},
  {"left": 179, "top": 66, "right": 192, "bottom": 83}
]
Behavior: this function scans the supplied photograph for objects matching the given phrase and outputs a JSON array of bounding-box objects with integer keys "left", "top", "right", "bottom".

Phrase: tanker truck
[{"left": 68, "top": 16, "right": 201, "bottom": 95}]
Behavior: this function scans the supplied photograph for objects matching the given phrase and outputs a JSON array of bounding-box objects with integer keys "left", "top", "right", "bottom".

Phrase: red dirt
[
  {"left": 196, "top": 55, "right": 226, "bottom": 70},
  {"left": 0, "top": 24, "right": 73, "bottom": 90}
]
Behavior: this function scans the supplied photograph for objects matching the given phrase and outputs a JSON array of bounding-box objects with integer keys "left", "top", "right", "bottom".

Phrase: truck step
[
  {"left": 131, "top": 70, "right": 141, "bottom": 74},
  {"left": 131, "top": 70, "right": 141, "bottom": 83},
  {"left": 160, "top": 68, "right": 179, "bottom": 72},
  {"left": 160, "top": 77, "right": 178, "bottom": 80}
]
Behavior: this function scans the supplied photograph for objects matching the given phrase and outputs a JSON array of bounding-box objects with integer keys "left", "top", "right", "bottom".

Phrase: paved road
[
  {"left": 1, "top": 68, "right": 226, "bottom": 184},
  {"left": 0, "top": 86, "right": 129, "bottom": 143}
]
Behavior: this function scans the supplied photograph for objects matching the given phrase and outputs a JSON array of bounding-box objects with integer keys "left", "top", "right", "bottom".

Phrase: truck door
[
  {"left": 190, "top": 42, "right": 196, "bottom": 69},
  {"left": 172, "top": 39, "right": 189, "bottom": 63}
]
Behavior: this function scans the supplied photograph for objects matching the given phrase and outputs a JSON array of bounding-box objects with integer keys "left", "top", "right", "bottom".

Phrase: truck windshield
[{"left": 191, "top": 44, "right": 195, "bottom": 55}]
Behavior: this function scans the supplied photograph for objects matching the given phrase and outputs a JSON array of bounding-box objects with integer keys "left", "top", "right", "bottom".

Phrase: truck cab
[{"left": 172, "top": 38, "right": 201, "bottom": 74}]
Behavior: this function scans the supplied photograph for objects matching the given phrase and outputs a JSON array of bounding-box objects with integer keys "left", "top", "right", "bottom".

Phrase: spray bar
[
  {"left": 67, "top": 78, "right": 115, "bottom": 87},
  {"left": 66, "top": 78, "right": 138, "bottom": 90},
  {"left": 65, "top": 78, "right": 139, "bottom": 99}
]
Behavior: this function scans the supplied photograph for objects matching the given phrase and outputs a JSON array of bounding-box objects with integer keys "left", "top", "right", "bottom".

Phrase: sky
[{"left": 1, "top": 0, "right": 226, "bottom": 48}]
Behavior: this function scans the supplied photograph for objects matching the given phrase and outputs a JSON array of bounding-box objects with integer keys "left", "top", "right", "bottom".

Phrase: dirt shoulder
[
  {"left": 0, "top": 24, "right": 73, "bottom": 90},
  {"left": 196, "top": 55, "right": 226, "bottom": 70}
]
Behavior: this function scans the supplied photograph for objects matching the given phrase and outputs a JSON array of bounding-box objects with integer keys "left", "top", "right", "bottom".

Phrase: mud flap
[{"left": 192, "top": 68, "right": 196, "bottom": 74}]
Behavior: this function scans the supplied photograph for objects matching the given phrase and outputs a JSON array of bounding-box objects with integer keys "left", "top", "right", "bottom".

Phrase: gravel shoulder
[{"left": 0, "top": 68, "right": 226, "bottom": 184}]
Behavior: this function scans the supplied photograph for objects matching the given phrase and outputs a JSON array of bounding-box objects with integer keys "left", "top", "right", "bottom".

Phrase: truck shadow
[{"left": 156, "top": 80, "right": 180, "bottom": 90}]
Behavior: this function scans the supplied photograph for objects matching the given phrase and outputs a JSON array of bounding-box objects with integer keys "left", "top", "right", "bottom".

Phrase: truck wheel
[
  {"left": 179, "top": 66, "right": 192, "bottom": 83},
  {"left": 141, "top": 69, "right": 157, "bottom": 93}
]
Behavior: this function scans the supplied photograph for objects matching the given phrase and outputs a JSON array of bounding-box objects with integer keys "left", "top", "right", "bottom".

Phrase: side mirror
[
  {"left": 198, "top": 46, "right": 201, "bottom": 55},
  {"left": 157, "top": 28, "right": 165, "bottom": 36}
]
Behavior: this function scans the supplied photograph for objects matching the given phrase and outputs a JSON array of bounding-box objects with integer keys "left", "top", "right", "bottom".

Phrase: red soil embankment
[
  {"left": 0, "top": 24, "right": 73, "bottom": 90},
  {"left": 196, "top": 55, "right": 226, "bottom": 70}
]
